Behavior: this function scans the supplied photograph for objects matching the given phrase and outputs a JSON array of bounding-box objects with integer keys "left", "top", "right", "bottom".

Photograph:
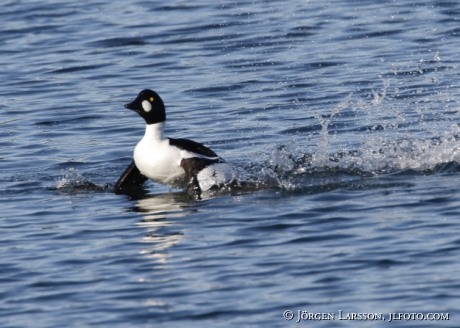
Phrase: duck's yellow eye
[{"left": 150, "top": 97, "right": 154, "bottom": 102}]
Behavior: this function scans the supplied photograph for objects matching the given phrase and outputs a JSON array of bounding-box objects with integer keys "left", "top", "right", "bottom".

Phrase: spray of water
[
  {"left": 56, "top": 168, "right": 107, "bottom": 192},
  {"left": 259, "top": 76, "right": 460, "bottom": 190}
]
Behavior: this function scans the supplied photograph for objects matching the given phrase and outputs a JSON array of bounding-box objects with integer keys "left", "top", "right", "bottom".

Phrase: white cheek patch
[{"left": 142, "top": 100, "right": 152, "bottom": 112}]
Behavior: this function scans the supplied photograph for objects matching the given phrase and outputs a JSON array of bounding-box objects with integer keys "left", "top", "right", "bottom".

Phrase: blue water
[{"left": 2, "top": 0, "right": 460, "bottom": 327}]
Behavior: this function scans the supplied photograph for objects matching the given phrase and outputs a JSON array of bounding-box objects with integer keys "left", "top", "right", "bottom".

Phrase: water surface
[{"left": 1, "top": 0, "right": 460, "bottom": 327}]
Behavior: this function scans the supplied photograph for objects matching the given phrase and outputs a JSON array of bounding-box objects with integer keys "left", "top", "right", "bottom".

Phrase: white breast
[
  {"left": 133, "top": 122, "right": 234, "bottom": 190},
  {"left": 133, "top": 123, "right": 185, "bottom": 184}
]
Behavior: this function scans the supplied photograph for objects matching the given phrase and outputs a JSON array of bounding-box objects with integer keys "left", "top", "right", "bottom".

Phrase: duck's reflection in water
[{"left": 131, "top": 192, "right": 197, "bottom": 263}]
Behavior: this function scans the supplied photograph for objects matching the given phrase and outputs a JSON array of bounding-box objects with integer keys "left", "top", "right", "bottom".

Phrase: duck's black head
[{"left": 125, "top": 89, "right": 166, "bottom": 125}]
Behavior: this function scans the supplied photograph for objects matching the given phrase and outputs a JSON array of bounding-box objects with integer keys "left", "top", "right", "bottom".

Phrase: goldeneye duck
[{"left": 115, "top": 89, "right": 233, "bottom": 194}]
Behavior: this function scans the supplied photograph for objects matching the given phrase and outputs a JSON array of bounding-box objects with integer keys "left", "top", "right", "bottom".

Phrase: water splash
[
  {"left": 55, "top": 168, "right": 109, "bottom": 193},
  {"left": 256, "top": 76, "right": 460, "bottom": 190},
  {"left": 313, "top": 92, "right": 354, "bottom": 166}
]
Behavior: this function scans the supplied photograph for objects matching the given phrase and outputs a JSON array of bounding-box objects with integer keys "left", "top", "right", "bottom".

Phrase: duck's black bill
[{"left": 125, "top": 102, "right": 138, "bottom": 110}]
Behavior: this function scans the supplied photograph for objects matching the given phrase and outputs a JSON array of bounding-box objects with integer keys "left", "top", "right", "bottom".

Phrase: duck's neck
[{"left": 144, "top": 122, "right": 165, "bottom": 142}]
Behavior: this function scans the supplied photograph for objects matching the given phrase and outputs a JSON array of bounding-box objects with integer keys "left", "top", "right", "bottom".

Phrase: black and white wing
[
  {"left": 115, "top": 160, "right": 148, "bottom": 194},
  {"left": 169, "top": 138, "right": 225, "bottom": 190},
  {"left": 168, "top": 138, "right": 224, "bottom": 159}
]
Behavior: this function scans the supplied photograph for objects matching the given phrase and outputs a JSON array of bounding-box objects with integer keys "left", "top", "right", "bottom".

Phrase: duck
[{"left": 115, "top": 89, "right": 233, "bottom": 194}]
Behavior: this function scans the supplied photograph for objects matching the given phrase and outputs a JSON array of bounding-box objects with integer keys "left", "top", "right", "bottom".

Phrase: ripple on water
[{"left": 2, "top": 0, "right": 460, "bottom": 327}]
